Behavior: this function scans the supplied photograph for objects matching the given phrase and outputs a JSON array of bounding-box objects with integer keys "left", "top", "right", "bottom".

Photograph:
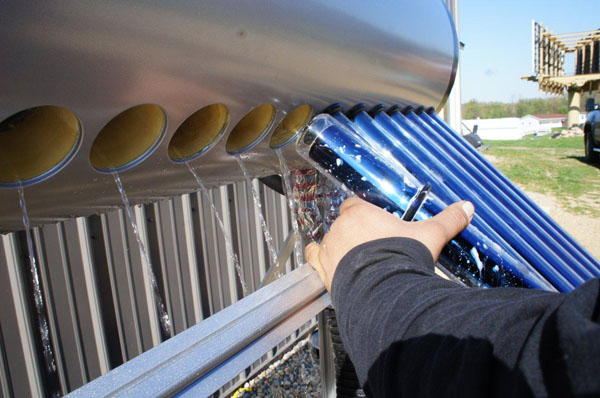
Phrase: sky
[{"left": 459, "top": 0, "right": 599, "bottom": 103}]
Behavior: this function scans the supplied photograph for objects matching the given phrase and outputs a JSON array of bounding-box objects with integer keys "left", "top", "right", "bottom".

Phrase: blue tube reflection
[
  {"left": 421, "top": 110, "right": 600, "bottom": 276},
  {"left": 297, "top": 113, "right": 551, "bottom": 290}
]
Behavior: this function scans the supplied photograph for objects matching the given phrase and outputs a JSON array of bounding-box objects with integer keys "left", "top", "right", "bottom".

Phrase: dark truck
[{"left": 585, "top": 98, "right": 600, "bottom": 163}]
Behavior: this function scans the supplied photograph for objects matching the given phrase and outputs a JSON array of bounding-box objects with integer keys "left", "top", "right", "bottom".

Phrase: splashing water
[
  {"left": 112, "top": 172, "right": 172, "bottom": 337},
  {"left": 186, "top": 163, "right": 248, "bottom": 295},
  {"left": 470, "top": 246, "right": 484, "bottom": 280},
  {"left": 275, "top": 149, "right": 304, "bottom": 267},
  {"left": 17, "top": 186, "right": 57, "bottom": 373},
  {"left": 235, "top": 156, "right": 279, "bottom": 266}
]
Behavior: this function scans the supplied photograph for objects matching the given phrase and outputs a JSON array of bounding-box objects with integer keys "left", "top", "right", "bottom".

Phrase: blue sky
[{"left": 459, "top": 0, "right": 599, "bottom": 103}]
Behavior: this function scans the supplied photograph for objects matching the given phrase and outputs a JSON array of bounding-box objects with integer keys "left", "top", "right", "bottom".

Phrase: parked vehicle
[{"left": 584, "top": 98, "right": 600, "bottom": 163}]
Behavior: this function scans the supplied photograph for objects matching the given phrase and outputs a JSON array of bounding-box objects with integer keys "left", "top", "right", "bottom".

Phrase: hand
[{"left": 305, "top": 197, "right": 474, "bottom": 292}]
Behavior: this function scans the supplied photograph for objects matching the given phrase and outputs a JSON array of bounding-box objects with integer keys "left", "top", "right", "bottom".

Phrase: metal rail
[{"left": 65, "top": 264, "right": 329, "bottom": 397}]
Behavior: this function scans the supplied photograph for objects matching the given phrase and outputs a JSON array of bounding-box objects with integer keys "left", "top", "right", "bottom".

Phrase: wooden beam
[{"left": 551, "top": 29, "right": 600, "bottom": 38}]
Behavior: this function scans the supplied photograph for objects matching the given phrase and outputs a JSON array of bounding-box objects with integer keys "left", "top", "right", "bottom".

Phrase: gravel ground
[
  {"left": 522, "top": 190, "right": 600, "bottom": 259},
  {"left": 232, "top": 337, "right": 321, "bottom": 397},
  {"left": 484, "top": 153, "right": 600, "bottom": 259}
]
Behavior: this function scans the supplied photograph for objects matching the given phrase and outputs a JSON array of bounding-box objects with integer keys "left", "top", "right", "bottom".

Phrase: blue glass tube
[
  {"left": 321, "top": 108, "right": 518, "bottom": 287},
  {"left": 379, "top": 109, "right": 587, "bottom": 286},
  {"left": 297, "top": 114, "right": 553, "bottom": 290},
  {"left": 421, "top": 110, "right": 600, "bottom": 276},
  {"left": 329, "top": 106, "right": 564, "bottom": 290},
  {"left": 401, "top": 109, "right": 596, "bottom": 281},
  {"left": 354, "top": 109, "right": 575, "bottom": 291},
  {"left": 342, "top": 107, "right": 567, "bottom": 291},
  {"left": 297, "top": 114, "right": 418, "bottom": 218}
]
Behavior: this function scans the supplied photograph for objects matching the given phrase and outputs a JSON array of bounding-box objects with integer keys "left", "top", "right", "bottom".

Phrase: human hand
[{"left": 305, "top": 197, "right": 474, "bottom": 292}]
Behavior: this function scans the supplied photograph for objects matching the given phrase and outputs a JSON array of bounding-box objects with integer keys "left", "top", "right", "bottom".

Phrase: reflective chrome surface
[{"left": 0, "top": 0, "right": 457, "bottom": 231}]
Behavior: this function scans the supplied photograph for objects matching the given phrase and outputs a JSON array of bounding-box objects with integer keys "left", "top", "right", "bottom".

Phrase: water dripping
[
  {"left": 17, "top": 186, "right": 57, "bottom": 374},
  {"left": 112, "top": 172, "right": 172, "bottom": 337},
  {"left": 186, "top": 163, "right": 248, "bottom": 295},
  {"left": 235, "top": 156, "right": 279, "bottom": 267},
  {"left": 275, "top": 149, "right": 304, "bottom": 267},
  {"left": 470, "top": 246, "right": 484, "bottom": 280}
]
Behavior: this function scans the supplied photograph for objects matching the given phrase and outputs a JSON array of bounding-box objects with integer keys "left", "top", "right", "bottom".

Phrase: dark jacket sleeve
[{"left": 330, "top": 237, "right": 600, "bottom": 398}]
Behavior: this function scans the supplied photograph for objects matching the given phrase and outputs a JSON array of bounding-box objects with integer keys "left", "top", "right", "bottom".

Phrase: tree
[{"left": 462, "top": 96, "right": 568, "bottom": 119}]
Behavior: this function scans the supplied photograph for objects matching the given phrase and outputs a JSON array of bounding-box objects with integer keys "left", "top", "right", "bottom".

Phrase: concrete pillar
[{"left": 567, "top": 89, "right": 581, "bottom": 127}]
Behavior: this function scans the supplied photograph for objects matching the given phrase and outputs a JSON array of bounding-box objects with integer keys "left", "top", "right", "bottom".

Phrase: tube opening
[
  {"left": 168, "top": 104, "right": 229, "bottom": 162},
  {"left": 269, "top": 104, "right": 313, "bottom": 149},
  {"left": 0, "top": 106, "right": 82, "bottom": 188},
  {"left": 90, "top": 104, "right": 167, "bottom": 173},
  {"left": 225, "top": 104, "right": 276, "bottom": 155}
]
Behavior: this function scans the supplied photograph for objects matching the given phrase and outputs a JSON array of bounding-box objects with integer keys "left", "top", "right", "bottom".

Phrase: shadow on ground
[{"left": 563, "top": 156, "right": 600, "bottom": 170}]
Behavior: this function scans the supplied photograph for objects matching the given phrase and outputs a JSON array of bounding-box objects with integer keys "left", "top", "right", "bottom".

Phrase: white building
[
  {"left": 521, "top": 114, "right": 566, "bottom": 136},
  {"left": 463, "top": 113, "right": 570, "bottom": 140},
  {"left": 520, "top": 115, "right": 540, "bottom": 135},
  {"left": 462, "top": 117, "right": 523, "bottom": 140}
]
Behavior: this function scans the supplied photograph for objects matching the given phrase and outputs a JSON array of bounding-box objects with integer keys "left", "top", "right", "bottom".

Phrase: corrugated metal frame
[
  {"left": 232, "top": 181, "right": 267, "bottom": 293},
  {"left": 0, "top": 322, "right": 12, "bottom": 398},
  {"left": 0, "top": 180, "right": 297, "bottom": 397},
  {"left": 0, "top": 234, "right": 44, "bottom": 397},
  {"left": 37, "top": 219, "right": 112, "bottom": 392}
]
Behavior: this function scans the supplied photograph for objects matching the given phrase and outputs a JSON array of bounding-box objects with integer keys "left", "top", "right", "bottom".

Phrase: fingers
[
  {"left": 305, "top": 242, "right": 329, "bottom": 290},
  {"left": 305, "top": 242, "right": 321, "bottom": 267},
  {"left": 430, "top": 201, "right": 474, "bottom": 241}
]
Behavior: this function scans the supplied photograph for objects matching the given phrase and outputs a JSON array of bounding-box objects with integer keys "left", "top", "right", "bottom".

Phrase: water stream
[
  {"left": 275, "top": 149, "right": 304, "bottom": 267},
  {"left": 235, "top": 156, "right": 279, "bottom": 267},
  {"left": 112, "top": 172, "right": 172, "bottom": 337},
  {"left": 186, "top": 163, "right": 249, "bottom": 295},
  {"left": 17, "top": 186, "right": 57, "bottom": 373},
  {"left": 470, "top": 246, "right": 484, "bottom": 280}
]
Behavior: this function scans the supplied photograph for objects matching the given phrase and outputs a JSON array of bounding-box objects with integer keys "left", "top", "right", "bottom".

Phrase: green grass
[
  {"left": 482, "top": 135, "right": 600, "bottom": 216},
  {"left": 483, "top": 133, "right": 581, "bottom": 149}
]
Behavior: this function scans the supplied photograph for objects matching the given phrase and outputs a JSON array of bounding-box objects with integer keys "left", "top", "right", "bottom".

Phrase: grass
[
  {"left": 482, "top": 134, "right": 600, "bottom": 216},
  {"left": 483, "top": 133, "right": 581, "bottom": 149}
]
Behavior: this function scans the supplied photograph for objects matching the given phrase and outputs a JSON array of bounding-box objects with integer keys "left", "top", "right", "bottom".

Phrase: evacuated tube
[
  {"left": 349, "top": 109, "right": 573, "bottom": 291},
  {"left": 359, "top": 109, "right": 584, "bottom": 287},
  {"left": 400, "top": 109, "right": 596, "bottom": 279},
  {"left": 297, "top": 114, "right": 555, "bottom": 291},
  {"left": 421, "top": 110, "right": 600, "bottom": 275}
]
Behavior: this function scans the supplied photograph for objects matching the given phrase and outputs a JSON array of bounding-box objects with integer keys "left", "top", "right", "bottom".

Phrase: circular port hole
[
  {"left": 168, "top": 104, "right": 229, "bottom": 162},
  {"left": 0, "top": 106, "right": 82, "bottom": 188},
  {"left": 225, "top": 104, "right": 276, "bottom": 155},
  {"left": 90, "top": 104, "right": 167, "bottom": 173},
  {"left": 269, "top": 104, "right": 313, "bottom": 149}
]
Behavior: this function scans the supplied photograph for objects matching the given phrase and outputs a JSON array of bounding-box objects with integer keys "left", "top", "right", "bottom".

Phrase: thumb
[{"left": 430, "top": 201, "right": 474, "bottom": 242}]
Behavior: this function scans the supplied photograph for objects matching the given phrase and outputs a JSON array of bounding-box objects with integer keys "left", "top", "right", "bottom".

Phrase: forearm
[{"left": 330, "top": 238, "right": 595, "bottom": 397}]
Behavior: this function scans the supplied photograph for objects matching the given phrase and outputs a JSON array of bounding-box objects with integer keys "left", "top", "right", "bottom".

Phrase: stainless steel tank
[{"left": 0, "top": 0, "right": 457, "bottom": 232}]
